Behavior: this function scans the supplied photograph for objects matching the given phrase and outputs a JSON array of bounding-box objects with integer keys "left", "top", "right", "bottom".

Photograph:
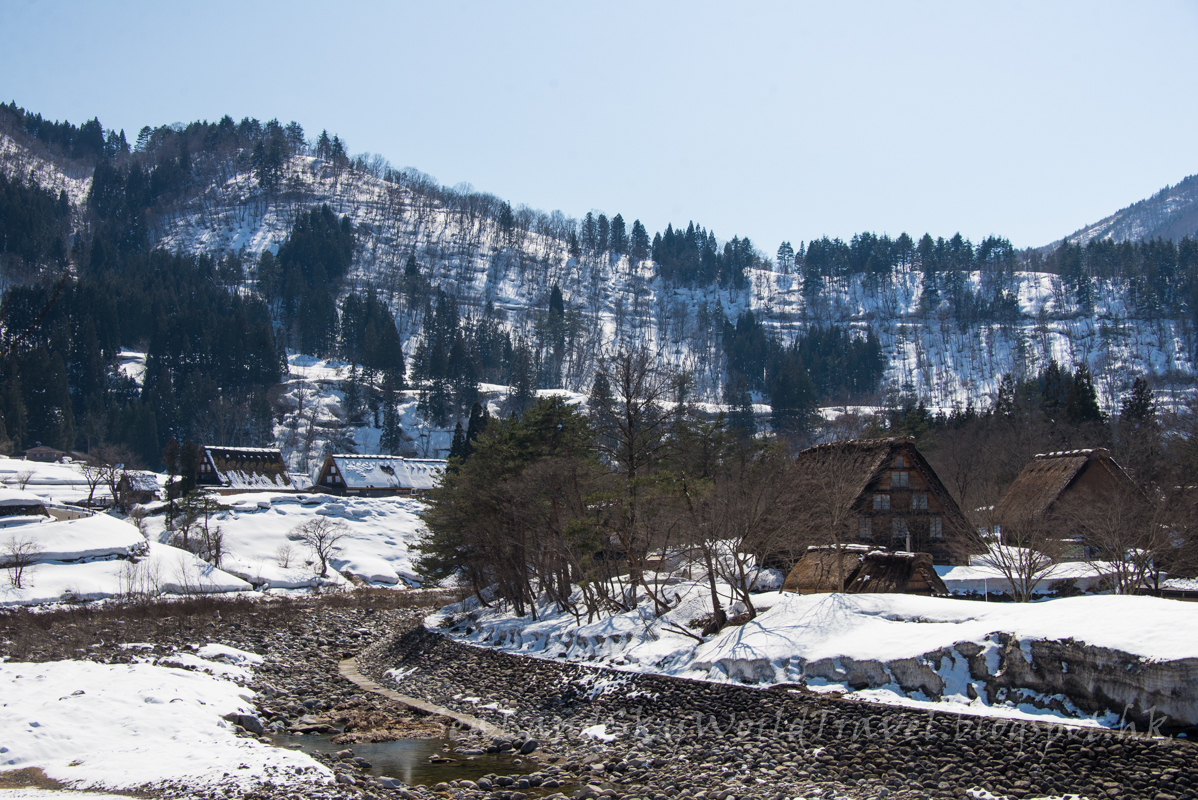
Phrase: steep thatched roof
[
  {"left": 995, "top": 448, "right": 1134, "bottom": 522},
  {"left": 793, "top": 437, "right": 972, "bottom": 534},
  {"left": 203, "top": 446, "right": 293, "bottom": 491},
  {"left": 792, "top": 438, "right": 902, "bottom": 502},
  {"left": 782, "top": 545, "right": 948, "bottom": 595}
]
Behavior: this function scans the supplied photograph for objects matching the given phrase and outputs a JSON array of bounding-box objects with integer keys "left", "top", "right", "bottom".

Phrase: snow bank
[
  {"left": 5, "top": 513, "right": 148, "bottom": 563},
  {"left": 0, "top": 457, "right": 110, "bottom": 507},
  {"left": 0, "top": 542, "right": 251, "bottom": 606},
  {"left": 937, "top": 560, "right": 1109, "bottom": 596},
  {"left": 437, "top": 582, "right": 1198, "bottom": 726},
  {"left": 689, "top": 592, "right": 1198, "bottom": 666},
  {"left": 0, "top": 658, "right": 328, "bottom": 790}
]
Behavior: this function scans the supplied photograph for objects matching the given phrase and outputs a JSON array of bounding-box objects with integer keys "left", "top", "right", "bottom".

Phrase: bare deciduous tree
[
  {"left": 789, "top": 446, "right": 870, "bottom": 592},
  {"left": 78, "top": 460, "right": 106, "bottom": 507},
  {"left": 1068, "top": 486, "right": 1167, "bottom": 595},
  {"left": 290, "top": 517, "right": 347, "bottom": 578},
  {"left": 975, "top": 506, "right": 1066, "bottom": 602},
  {"left": 3, "top": 533, "right": 42, "bottom": 589},
  {"left": 590, "top": 346, "right": 674, "bottom": 612}
]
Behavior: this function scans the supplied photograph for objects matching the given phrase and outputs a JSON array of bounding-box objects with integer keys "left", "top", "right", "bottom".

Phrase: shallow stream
[{"left": 269, "top": 734, "right": 541, "bottom": 785}]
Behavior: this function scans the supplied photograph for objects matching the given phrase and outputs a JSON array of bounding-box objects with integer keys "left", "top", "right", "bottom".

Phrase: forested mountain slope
[
  {"left": 1055, "top": 173, "right": 1198, "bottom": 247},
  {"left": 1, "top": 105, "right": 1196, "bottom": 470},
  {"left": 144, "top": 127, "right": 1198, "bottom": 414}
]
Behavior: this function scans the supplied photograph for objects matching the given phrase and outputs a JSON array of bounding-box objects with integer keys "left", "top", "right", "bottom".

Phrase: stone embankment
[
  {"left": 757, "top": 634, "right": 1198, "bottom": 732},
  {"left": 5, "top": 599, "right": 1196, "bottom": 800},
  {"left": 358, "top": 623, "right": 1198, "bottom": 800}
]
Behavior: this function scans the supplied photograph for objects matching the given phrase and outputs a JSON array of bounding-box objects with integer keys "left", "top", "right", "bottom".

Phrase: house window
[
  {"left": 858, "top": 517, "right": 872, "bottom": 541},
  {"left": 912, "top": 493, "right": 928, "bottom": 510},
  {"left": 873, "top": 494, "right": 890, "bottom": 510},
  {"left": 895, "top": 455, "right": 905, "bottom": 468},
  {"left": 892, "top": 517, "right": 910, "bottom": 544},
  {"left": 892, "top": 471, "right": 909, "bottom": 488},
  {"left": 930, "top": 517, "right": 943, "bottom": 539}
]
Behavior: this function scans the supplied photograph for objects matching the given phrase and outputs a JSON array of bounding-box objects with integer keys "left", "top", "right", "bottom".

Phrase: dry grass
[
  {"left": 320, "top": 586, "right": 468, "bottom": 610},
  {"left": 0, "top": 587, "right": 464, "bottom": 662},
  {"left": 0, "top": 595, "right": 302, "bottom": 662}
]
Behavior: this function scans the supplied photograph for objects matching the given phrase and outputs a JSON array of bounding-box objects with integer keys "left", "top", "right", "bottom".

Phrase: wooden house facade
[{"left": 791, "top": 437, "right": 980, "bottom": 566}]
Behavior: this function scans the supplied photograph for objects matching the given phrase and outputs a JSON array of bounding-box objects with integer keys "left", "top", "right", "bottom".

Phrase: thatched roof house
[
  {"left": 196, "top": 446, "right": 294, "bottom": 494},
  {"left": 995, "top": 448, "right": 1137, "bottom": 524},
  {"left": 314, "top": 454, "right": 445, "bottom": 497},
  {"left": 782, "top": 545, "right": 949, "bottom": 595},
  {"left": 787, "top": 437, "right": 979, "bottom": 566}
]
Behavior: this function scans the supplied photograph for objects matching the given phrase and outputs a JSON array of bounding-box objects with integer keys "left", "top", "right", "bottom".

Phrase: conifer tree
[
  {"left": 380, "top": 375, "right": 403, "bottom": 454},
  {"left": 629, "top": 220, "right": 650, "bottom": 263},
  {"left": 597, "top": 214, "right": 609, "bottom": 253},
  {"left": 609, "top": 214, "right": 627, "bottom": 253}
]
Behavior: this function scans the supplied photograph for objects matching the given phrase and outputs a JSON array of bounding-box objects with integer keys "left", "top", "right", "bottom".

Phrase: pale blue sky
[{"left": 3, "top": 1, "right": 1197, "bottom": 252}]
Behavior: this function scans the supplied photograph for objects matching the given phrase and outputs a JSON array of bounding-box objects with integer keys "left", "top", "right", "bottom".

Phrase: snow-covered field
[
  {"left": 0, "top": 541, "right": 250, "bottom": 607},
  {"left": 0, "top": 646, "right": 328, "bottom": 791},
  {"left": 430, "top": 582, "right": 1198, "bottom": 729},
  {"left": 144, "top": 491, "right": 431, "bottom": 589}
]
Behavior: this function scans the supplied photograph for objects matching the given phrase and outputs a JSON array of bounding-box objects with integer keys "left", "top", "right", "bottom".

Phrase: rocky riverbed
[
  {"left": 359, "top": 622, "right": 1198, "bottom": 800},
  {"left": 3, "top": 596, "right": 1196, "bottom": 800}
]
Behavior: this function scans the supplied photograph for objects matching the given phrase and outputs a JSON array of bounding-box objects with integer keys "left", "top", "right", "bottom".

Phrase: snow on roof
[
  {"left": 329, "top": 455, "right": 445, "bottom": 490},
  {"left": 121, "top": 471, "right": 160, "bottom": 493},
  {"left": 0, "top": 487, "right": 48, "bottom": 507},
  {"left": 203, "top": 446, "right": 293, "bottom": 490}
]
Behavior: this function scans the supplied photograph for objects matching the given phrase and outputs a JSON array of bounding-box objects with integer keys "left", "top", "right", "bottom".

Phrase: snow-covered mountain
[
  {"left": 1052, "top": 172, "right": 1198, "bottom": 247},
  {"left": 149, "top": 149, "right": 1196, "bottom": 414},
  {"left": 3, "top": 128, "right": 1195, "bottom": 418}
]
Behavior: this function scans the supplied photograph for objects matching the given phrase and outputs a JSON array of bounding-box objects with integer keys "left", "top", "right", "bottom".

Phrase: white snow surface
[
  {"left": 0, "top": 657, "right": 328, "bottom": 790},
  {"left": 433, "top": 583, "right": 1198, "bottom": 726},
  {"left": 146, "top": 491, "right": 430, "bottom": 588},
  {"left": 4, "top": 512, "right": 148, "bottom": 563},
  {"left": 0, "top": 457, "right": 110, "bottom": 507},
  {"left": 0, "top": 541, "right": 251, "bottom": 606}
]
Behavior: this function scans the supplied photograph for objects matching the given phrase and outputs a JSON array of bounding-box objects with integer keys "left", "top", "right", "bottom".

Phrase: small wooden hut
[{"left": 782, "top": 544, "right": 948, "bottom": 595}]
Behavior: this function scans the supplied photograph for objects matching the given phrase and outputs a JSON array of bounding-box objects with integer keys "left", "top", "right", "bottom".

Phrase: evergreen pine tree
[
  {"left": 1066, "top": 364, "right": 1104, "bottom": 424},
  {"left": 609, "top": 214, "right": 627, "bottom": 253},
  {"left": 1121, "top": 377, "right": 1155, "bottom": 423},
  {"left": 465, "top": 401, "right": 490, "bottom": 458},
  {"left": 447, "top": 420, "right": 467, "bottom": 465},
  {"left": 597, "top": 214, "right": 609, "bottom": 253},
  {"left": 630, "top": 220, "right": 650, "bottom": 263},
  {"left": 380, "top": 375, "right": 403, "bottom": 454}
]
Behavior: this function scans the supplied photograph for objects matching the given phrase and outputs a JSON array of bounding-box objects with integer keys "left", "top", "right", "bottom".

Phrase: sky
[{"left": 2, "top": 1, "right": 1197, "bottom": 253}]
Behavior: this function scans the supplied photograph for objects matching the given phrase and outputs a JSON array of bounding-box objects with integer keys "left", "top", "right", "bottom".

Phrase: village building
[
  {"left": 116, "top": 471, "right": 162, "bottom": 507},
  {"left": 994, "top": 447, "right": 1142, "bottom": 558},
  {"left": 314, "top": 454, "right": 445, "bottom": 497},
  {"left": 22, "top": 445, "right": 91, "bottom": 463},
  {"left": 782, "top": 545, "right": 949, "bottom": 595},
  {"left": 196, "top": 446, "right": 294, "bottom": 494},
  {"left": 787, "top": 437, "right": 980, "bottom": 566},
  {"left": 995, "top": 448, "right": 1137, "bottom": 523}
]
